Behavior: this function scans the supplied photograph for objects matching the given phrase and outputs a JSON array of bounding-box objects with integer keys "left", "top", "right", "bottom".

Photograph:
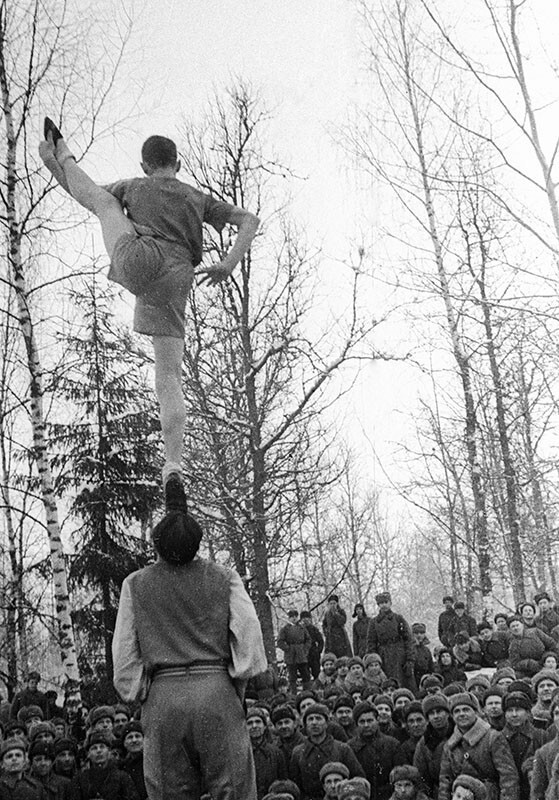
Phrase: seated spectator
[
  {"left": 508, "top": 616, "right": 557, "bottom": 678},
  {"left": 490, "top": 666, "right": 515, "bottom": 690},
  {"left": 436, "top": 650, "right": 466, "bottom": 687},
  {"left": 373, "top": 695, "right": 399, "bottom": 740},
  {"left": 452, "top": 633, "right": 481, "bottom": 671},
  {"left": 334, "top": 697, "right": 357, "bottom": 740},
  {"left": 530, "top": 691, "right": 559, "bottom": 800},
  {"left": 0, "top": 737, "right": 44, "bottom": 800},
  {"left": 53, "top": 738, "right": 79, "bottom": 779},
  {"left": 481, "top": 687, "right": 505, "bottom": 731},
  {"left": 113, "top": 705, "right": 131, "bottom": 741},
  {"left": 531, "top": 669, "right": 559, "bottom": 729},
  {"left": 477, "top": 622, "right": 509, "bottom": 668},
  {"left": 29, "top": 739, "right": 71, "bottom": 800},
  {"left": 120, "top": 721, "right": 146, "bottom": 800},
  {"left": 248, "top": 706, "right": 288, "bottom": 798},
  {"left": 347, "top": 702, "right": 405, "bottom": 800},
  {"left": 69, "top": 732, "right": 139, "bottom": 800},
  {"left": 319, "top": 763, "right": 350, "bottom": 800},
  {"left": 336, "top": 777, "right": 371, "bottom": 800},
  {"left": 451, "top": 775, "right": 487, "bottom": 800},
  {"left": 438, "top": 692, "right": 519, "bottom": 800},
  {"left": 363, "top": 654, "right": 386, "bottom": 693},
  {"left": 18, "top": 704, "right": 44, "bottom": 736},
  {"left": 336, "top": 659, "right": 351, "bottom": 691},
  {"left": 387, "top": 765, "right": 430, "bottom": 800},
  {"left": 399, "top": 703, "right": 427, "bottom": 764},
  {"left": 418, "top": 674, "right": 444, "bottom": 698},
  {"left": 86, "top": 706, "right": 116, "bottom": 746},
  {"left": 315, "top": 654, "right": 338, "bottom": 693},
  {"left": 502, "top": 691, "right": 546, "bottom": 800},
  {"left": 393, "top": 690, "right": 414, "bottom": 712},
  {"left": 51, "top": 718, "right": 67, "bottom": 740},
  {"left": 272, "top": 706, "right": 305, "bottom": 764},
  {"left": 465, "top": 675, "right": 490, "bottom": 705},
  {"left": 413, "top": 693, "right": 453, "bottom": 797},
  {"left": 289, "top": 703, "right": 364, "bottom": 800},
  {"left": 535, "top": 593, "right": 559, "bottom": 636},
  {"left": 345, "top": 659, "right": 366, "bottom": 695},
  {"left": 494, "top": 614, "right": 510, "bottom": 636},
  {"left": 541, "top": 651, "right": 558, "bottom": 671}
]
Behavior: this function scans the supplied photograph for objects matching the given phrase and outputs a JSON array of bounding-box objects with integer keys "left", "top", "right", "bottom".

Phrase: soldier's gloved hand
[{"left": 404, "top": 661, "right": 415, "bottom": 677}]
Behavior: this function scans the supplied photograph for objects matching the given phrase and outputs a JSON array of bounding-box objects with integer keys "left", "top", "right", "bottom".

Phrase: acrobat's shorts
[{"left": 109, "top": 233, "right": 195, "bottom": 339}]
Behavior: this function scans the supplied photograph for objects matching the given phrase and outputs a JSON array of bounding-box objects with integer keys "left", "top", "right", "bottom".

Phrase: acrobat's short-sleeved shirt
[{"left": 105, "top": 176, "right": 235, "bottom": 266}]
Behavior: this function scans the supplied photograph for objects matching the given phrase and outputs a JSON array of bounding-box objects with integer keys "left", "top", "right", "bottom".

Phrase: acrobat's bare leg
[{"left": 152, "top": 335, "right": 186, "bottom": 477}]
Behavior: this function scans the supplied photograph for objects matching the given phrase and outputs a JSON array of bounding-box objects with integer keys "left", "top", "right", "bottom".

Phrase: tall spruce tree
[{"left": 50, "top": 281, "right": 162, "bottom": 677}]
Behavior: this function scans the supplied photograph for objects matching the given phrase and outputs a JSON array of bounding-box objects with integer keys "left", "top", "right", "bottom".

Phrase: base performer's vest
[{"left": 128, "top": 559, "right": 231, "bottom": 672}]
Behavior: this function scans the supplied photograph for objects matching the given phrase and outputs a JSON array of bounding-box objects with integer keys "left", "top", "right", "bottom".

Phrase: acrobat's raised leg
[{"left": 39, "top": 118, "right": 134, "bottom": 258}]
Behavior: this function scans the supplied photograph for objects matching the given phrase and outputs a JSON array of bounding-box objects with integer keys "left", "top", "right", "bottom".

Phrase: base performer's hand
[{"left": 197, "top": 262, "right": 232, "bottom": 286}]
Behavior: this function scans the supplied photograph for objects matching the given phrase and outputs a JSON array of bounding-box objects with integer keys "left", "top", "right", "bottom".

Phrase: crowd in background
[{"left": 2, "top": 591, "right": 559, "bottom": 800}]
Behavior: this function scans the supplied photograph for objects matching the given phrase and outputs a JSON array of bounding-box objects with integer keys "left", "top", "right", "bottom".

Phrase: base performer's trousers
[{"left": 143, "top": 665, "right": 256, "bottom": 800}]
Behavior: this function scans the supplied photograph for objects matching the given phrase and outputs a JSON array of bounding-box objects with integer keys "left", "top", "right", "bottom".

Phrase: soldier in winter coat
[
  {"left": 352, "top": 605, "right": 371, "bottom": 658},
  {"left": 277, "top": 610, "right": 312, "bottom": 694},
  {"left": 323, "top": 597, "right": 352, "bottom": 658},
  {"left": 366, "top": 593, "right": 415, "bottom": 692}
]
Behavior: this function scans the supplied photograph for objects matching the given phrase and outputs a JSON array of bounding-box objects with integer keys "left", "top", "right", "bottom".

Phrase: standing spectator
[
  {"left": 366, "top": 593, "right": 415, "bottom": 692},
  {"left": 289, "top": 703, "right": 364, "bottom": 800},
  {"left": 494, "top": 614, "right": 510, "bottom": 635},
  {"left": 438, "top": 692, "right": 519, "bottom": 800},
  {"left": 53, "top": 738, "right": 79, "bottom": 780},
  {"left": 334, "top": 697, "right": 357, "bottom": 740},
  {"left": 247, "top": 708, "right": 287, "bottom": 799},
  {"left": 352, "top": 606, "right": 371, "bottom": 659},
  {"left": 277, "top": 611, "right": 312, "bottom": 695},
  {"left": 10, "top": 672, "right": 47, "bottom": 720},
  {"left": 411, "top": 624, "right": 434, "bottom": 687},
  {"left": 323, "top": 597, "right": 352, "bottom": 658},
  {"left": 518, "top": 602, "right": 537, "bottom": 630},
  {"left": 448, "top": 603, "right": 477, "bottom": 641},
  {"left": 29, "top": 739, "right": 71, "bottom": 800},
  {"left": 438, "top": 597, "right": 458, "bottom": 648},
  {"left": 535, "top": 593, "right": 559, "bottom": 636},
  {"left": 300, "top": 612, "right": 324, "bottom": 681},
  {"left": 347, "top": 701, "right": 405, "bottom": 800},
  {"left": 413, "top": 693, "right": 453, "bottom": 798},
  {"left": 531, "top": 669, "right": 559, "bottom": 729}
]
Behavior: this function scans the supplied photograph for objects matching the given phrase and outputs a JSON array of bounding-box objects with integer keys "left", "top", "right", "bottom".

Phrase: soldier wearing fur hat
[
  {"left": 289, "top": 704, "right": 364, "bottom": 800},
  {"left": 319, "top": 762, "right": 350, "bottom": 800},
  {"left": 278, "top": 610, "right": 312, "bottom": 695},
  {"left": 438, "top": 692, "right": 519, "bottom": 800},
  {"left": 531, "top": 692, "right": 559, "bottom": 799},
  {"left": 113, "top": 509, "right": 266, "bottom": 800},
  {"left": 501, "top": 693, "right": 546, "bottom": 800},
  {"left": 387, "top": 765, "right": 430, "bottom": 800},
  {"left": 413, "top": 693, "right": 453, "bottom": 797},
  {"left": 119, "top": 721, "right": 146, "bottom": 800},
  {"left": 534, "top": 593, "right": 559, "bottom": 636},
  {"left": 451, "top": 775, "right": 487, "bottom": 800},
  {"left": 411, "top": 624, "right": 434, "bottom": 686},
  {"left": 247, "top": 708, "right": 288, "bottom": 799},
  {"left": 347, "top": 702, "right": 406, "bottom": 800},
  {"left": 29, "top": 740, "right": 71, "bottom": 800},
  {"left": 0, "top": 738, "right": 46, "bottom": 800},
  {"left": 507, "top": 616, "right": 557, "bottom": 678},
  {"left": 272, "top": 706, "right": 306, "bottom": 764},
  {"left": 366, "top": 594, "right": 415, "bottom": 693},
  {"left": 323, "top": 597, "right": 353, "bottom": 659},
  {"left": 10, "top": 672, "right": 47, "bottom": 722},
  {"left": 69, "top": 733, "right": 138, "bottom": 800},
  {"left": 399, "top": 703, "right": 427, "bottom": 765},
  {"left": 447, "top": 604, "right": 478, "bottom": 642}
]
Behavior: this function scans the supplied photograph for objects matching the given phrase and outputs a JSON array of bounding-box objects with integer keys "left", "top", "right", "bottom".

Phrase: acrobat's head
[
  {"left": 141, "top": 135, "right": 180, "bottom": 176},
  {"left": 152, "top": 510, "right": 203, "bottom": 565}
]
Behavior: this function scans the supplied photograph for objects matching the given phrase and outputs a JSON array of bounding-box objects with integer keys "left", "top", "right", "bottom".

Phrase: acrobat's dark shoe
[
  {"left": 164, "top": 472, "right": 188, "bottom": 514},
  {"left": 44, "top": 117, "right": 63, "bottom": 145}
]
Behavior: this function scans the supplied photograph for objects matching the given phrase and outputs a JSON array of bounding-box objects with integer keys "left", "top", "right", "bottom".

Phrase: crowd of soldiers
[{"left": 2, "top": 590, "right": 559, "bottom": 800}]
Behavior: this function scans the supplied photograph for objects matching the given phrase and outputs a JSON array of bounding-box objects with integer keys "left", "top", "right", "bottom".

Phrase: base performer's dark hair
[
  {"left": 141, "top": 135, "right": 178, "bottom": 168},
  {"left": 152, "top": 511, "right": 203, "bottom": 565}
]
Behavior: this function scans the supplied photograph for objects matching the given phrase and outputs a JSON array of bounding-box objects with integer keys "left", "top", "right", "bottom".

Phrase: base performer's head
[{"left": 152, "top": 511, "right": 203, "bottom": 565}]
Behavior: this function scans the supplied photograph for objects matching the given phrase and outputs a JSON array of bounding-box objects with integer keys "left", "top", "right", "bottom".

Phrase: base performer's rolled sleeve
[
  {"left": 113, "top": 578, "right": 147, "bottom": 702},
  {"left": 228, "top": 571, "right": 267, "bottom": 680}
]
